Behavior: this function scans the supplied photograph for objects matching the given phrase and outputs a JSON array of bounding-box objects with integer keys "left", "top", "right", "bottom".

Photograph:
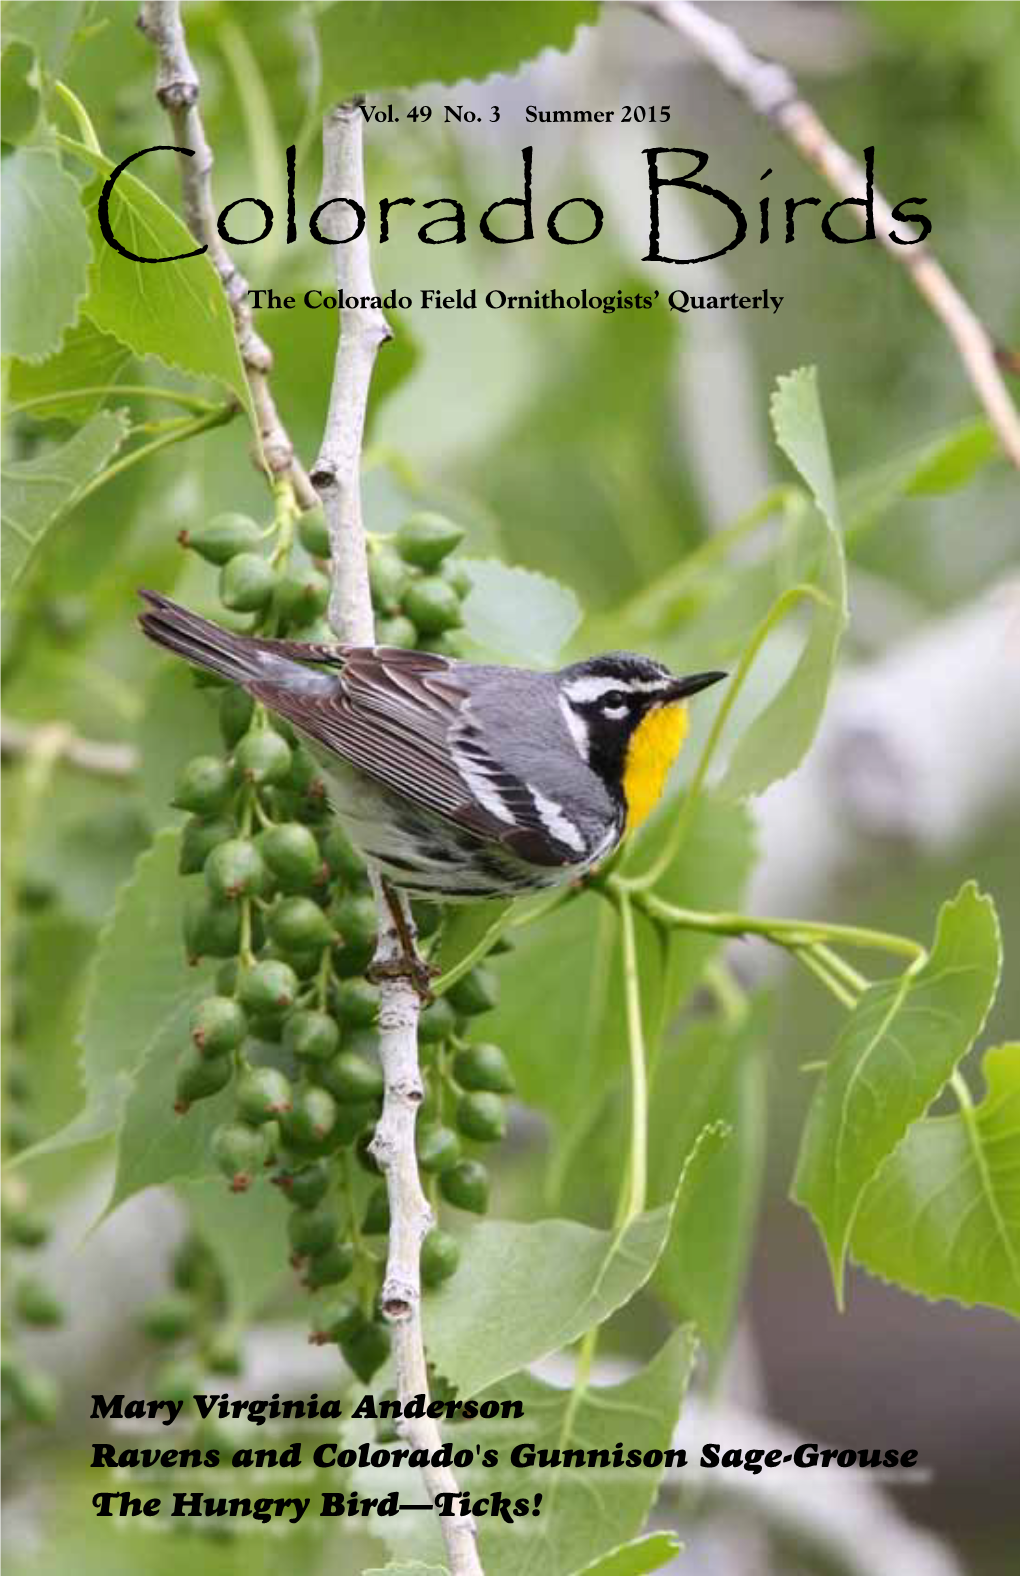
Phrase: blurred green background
[{"left": 3, "top": 4, "right": 1019, "bottom": 1575}]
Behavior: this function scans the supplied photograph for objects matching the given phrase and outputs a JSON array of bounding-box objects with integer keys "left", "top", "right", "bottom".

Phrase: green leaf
[
  {"left": 424, "top": 1193, "right": 677, "bottom": 1398},
  {"left": 316, "top": 1, "right": 597, "bottom": 106},
  {"left": 177, "top": 1178, "right": 287, "bottom": 1319},
  {"left": 771, "top": 366, "right": 840, "bottom": 531},
  {"left": 71, "top": 148, "right": 250, "bottom": 411},
  {"left": 7, "top": 319, "right": 132, "bottom": 424},
  {"left": 486, "top": 795, "right": 754, "bottom": 1198},
  {"left": 793, "top": 882, "right": 1002, "bottom": 1303},
  {"left": 852, "top": 1044, "right": 1020, "bottom": 1319},
  {"left": 649, "top": 1004, "right": 768, "bottom": 1351},
  {"left": 721, "top": 369, "right": 848, "bottom": 798},
  {"left": 366, "top": 1328, "right": 695, "bottom": 1576},
  {"left": 842, "top": 417, "right": 996, "bottom": 538},
  {"left": 434, "top": 897, "right": 513, "bottom": 985},
  {"left": 460, "top": 558, "right": 581, "bottom": 666},
  {"left": 365, "top": 1567, "right": 449, "bottom": 1576},
  {"left": 1, "top": 145, "right": 93, "bottom": 360},
  {"left": 2, "top": 1, "right": 85, "bottom": 73},
  {"left": 570, "top": 1533, "right": 682, "bottom": 1576},
  {"left": 1, "top": 408, "right": 131, "bottom": 604},
  {"left": 1, "top": 41, "right": 40, "bottom": 143},
  {"left": 635, "top": 793, "right": 757, "bottom": 1008},
  {"left": 25, "top": 830, "right": 204, "bottom": 1158}
]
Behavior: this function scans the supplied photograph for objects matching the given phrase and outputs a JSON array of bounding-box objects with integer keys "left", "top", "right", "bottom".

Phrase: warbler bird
[{"left": 139, "top": 590, "right": 725, "bottom": 901}]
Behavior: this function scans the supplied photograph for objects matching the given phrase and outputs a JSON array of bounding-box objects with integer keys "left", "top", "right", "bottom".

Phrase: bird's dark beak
[{"left": 666, "top": 670, "right": 728, "bottom": 701}]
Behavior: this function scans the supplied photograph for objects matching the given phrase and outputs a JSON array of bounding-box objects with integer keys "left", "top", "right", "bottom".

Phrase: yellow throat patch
[{"left": 622, "top": 702, "right": 689, "bottom": 832}]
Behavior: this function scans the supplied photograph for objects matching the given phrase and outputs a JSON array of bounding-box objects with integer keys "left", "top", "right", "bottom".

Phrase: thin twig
[
  {"left": 642, "top": 0, "right": 1020, "bottom": 469},
  {"left": 313, "top": 102, "right": 483, "bottom": 1576},
  {"left": 0, "top": 718, "right": 138, "bottom": 778},
  {"left": 137, "top": 0, "right": 318, "bottom": 505}
]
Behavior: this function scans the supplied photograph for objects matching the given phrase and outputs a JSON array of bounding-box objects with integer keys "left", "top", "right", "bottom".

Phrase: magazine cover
[{"left": 2, "top": 3, "right": 1018, "bottom": 1574}]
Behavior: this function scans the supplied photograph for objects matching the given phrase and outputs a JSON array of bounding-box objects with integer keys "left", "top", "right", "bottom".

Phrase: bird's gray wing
[{"left": 249, "top": 646, "right": 580, "bottom": 866}]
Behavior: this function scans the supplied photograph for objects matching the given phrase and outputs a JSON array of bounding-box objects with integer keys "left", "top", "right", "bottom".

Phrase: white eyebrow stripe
[
  {"left": 564, "top": 675, "right": 673, "bottom": 704},
  {"left": 559, "top": 694, "right": 590, "bottom": 760},
  {"left": 529, "top": 789, "right": 586, "bottom": 854}
]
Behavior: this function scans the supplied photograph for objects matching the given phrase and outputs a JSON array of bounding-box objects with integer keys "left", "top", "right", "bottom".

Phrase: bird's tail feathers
[{"left": 138, "top": 589, "right": 326, "bottom": 688}]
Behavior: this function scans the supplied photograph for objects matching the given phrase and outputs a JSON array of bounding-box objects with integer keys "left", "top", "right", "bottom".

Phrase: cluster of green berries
[
  {"left": 178, "top": 504, "right": 471, "bottom": 653},
  {"left": 169, "top": 496, "right": 503, "bottom": 1381},
  {"left": 2, "top": 981, "right": 63, "bottom": 1429},
  {"left": 136, "top": 1234, "right": 244, "bottom": 1406}
]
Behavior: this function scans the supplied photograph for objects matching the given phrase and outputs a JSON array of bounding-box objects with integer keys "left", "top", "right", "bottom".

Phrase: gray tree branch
[
  {"left": 137, "top": 0, "right": 317, "bottom": 505},
  {"left": 312, "top": 102, "right": 483, "bottom": 1576},
  {"left": 642, "top": 0, "right": 1020, "bottom": 469}
]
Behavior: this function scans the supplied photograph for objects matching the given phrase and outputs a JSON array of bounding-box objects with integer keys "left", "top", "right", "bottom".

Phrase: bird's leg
[{"left": 369, "top": 880, "right": 437, "bottom": 1002}]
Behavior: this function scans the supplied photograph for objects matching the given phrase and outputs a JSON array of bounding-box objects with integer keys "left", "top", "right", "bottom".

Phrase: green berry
[
  {"left": 355, "top": 1130, "right": 380, "bottom": 1174},
  {"left": 404, "top": 575, "right": 463, "bottom": 636},
  {"left": 205, "top": 837, "right": 269, "bottom": 901},
  {"left": 202, "top": 1331, "right": 244, "bottom": 1375},
  {"left": 311, "top": 1293, "right": 364, "bottom": 1346},
  {"left": 456, "top": 1091, "right": 506, "bottom": 1144},
  {"left": 14, "top": 1275, "right": 64, "bottom": 1327},
  {"left": 233, "top": 730, "right": 292, "bottom": 787},
  {"left": 259, "top": 823, "right": 325, "bottom": 892},
  {"left": 288, "top": 1203, "right": 339, "bottom": 1258},
  {"left": 282, "top": 1086, "right": 338, "bottom": 1149},
  {"left": 171, "top": 1235, "right": 217, "bottom": 1294},
  {"left": 322, "top": 1098, "right": 377, "bottom": 1144},
  {"left": 341, "top": 1319, "right": 390, "bottom": 1381},
  {"left": 175, "top": 1045, "right": 233, "bottom": 1111},
  {"left": 219, "top": 688, "right": 255, "bottom": 747},
  {"left": 417, "top": 1124, "right": 461, "bottom": 1174},
  {"left": 152, "top": 1359, "right": 200, "bottom": 1409},
  {"left": 453, "top": 1042, "right": 515, "bottom": 1094},
  {"left": 375, "top": 614, "right": 418, "bottom": 650},
  {"left": 418, "top": 631, "right": 463, "bottom": 658},
  {"left": 191, "top": 997, "right": 247, "bottom": 1057},
  {"left": 2, "top": 1359, "right": 59, "bottom": 1425},
  {"left": 297, "top": 506, "right": 330, "bottom": 557},
  {"left": 184, "top": 895, "right": 242, "bottom": 960},
  {"left": 320, "top": 825, "right": 365, "bottom": 882},
  {"left": 277, "top": 1161, "right": 331, "bottom": 1208},
  {"left": 211, "top": 1122, "right": 267, "bottom": 1192},
  {"left": 321, "top": 1050, "right": 384, "bottom": 1104},
  {"left": 362, "top": 1184, "right": 390, "bottom": 1235},
  {"left": 304, "top": 1240, "right": 355, "bottom": 1289},
  {"left": 180, "top": 512, "right": 263, "bottom": 565},
  {"left": 334, "top": 979, "right": 378, "bottom": 1029},
  {"left": 396, "top": 511, "right": 465, "bottom": 569},
  {"left": 3, "top": 1207, "right": 50, "bottom": 1249},
  {"left": 275, "top": 567, "right": 330, "bottom": 626},
  {"left": 179, "top": 816, "right": 235, "bottom": 875},
  {"left": 172, "top": 756, "right": 234, "bottom": 816},
  {"left": 284, "top": 1010, "right": 340, "bottom": 1064},
  {"left": 269, "top": 895, "right": 333, "bottom": 954},
  {"left": 239, "top": 960, "right": 299, "bottom": 1018},
  {"left": 216, "top": 959, "right": 240, "bottom": 996},
  {"left": 439, "top": 1158, "right": 490, "bottom": 1214},
  {"left": 421, "top": 1229, "right": 461, "bottom": 1288},
  {"left": 367, "top": 544, "right": 410, "bottom": 613},
  {"left": 219, "top": 552, "right": 275, "bottom": 613},
  {"left": 441, "top": 557, "right": 473, "bottom": 598},
  {"left": 138, "top": 1293, "right": 196, "bottom": 1343},
  {"left": 418, "top": 996, "right": 458, "bottom": 1045},
  {"left": 448, "top": 965, "right": 499, "bottom": 1017},
  {"left": 332, "top": 891, "right": 377, "bottom": 949},
  {"left": 236, "top": 1066, "right": 293, "bottom": 1124}
]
